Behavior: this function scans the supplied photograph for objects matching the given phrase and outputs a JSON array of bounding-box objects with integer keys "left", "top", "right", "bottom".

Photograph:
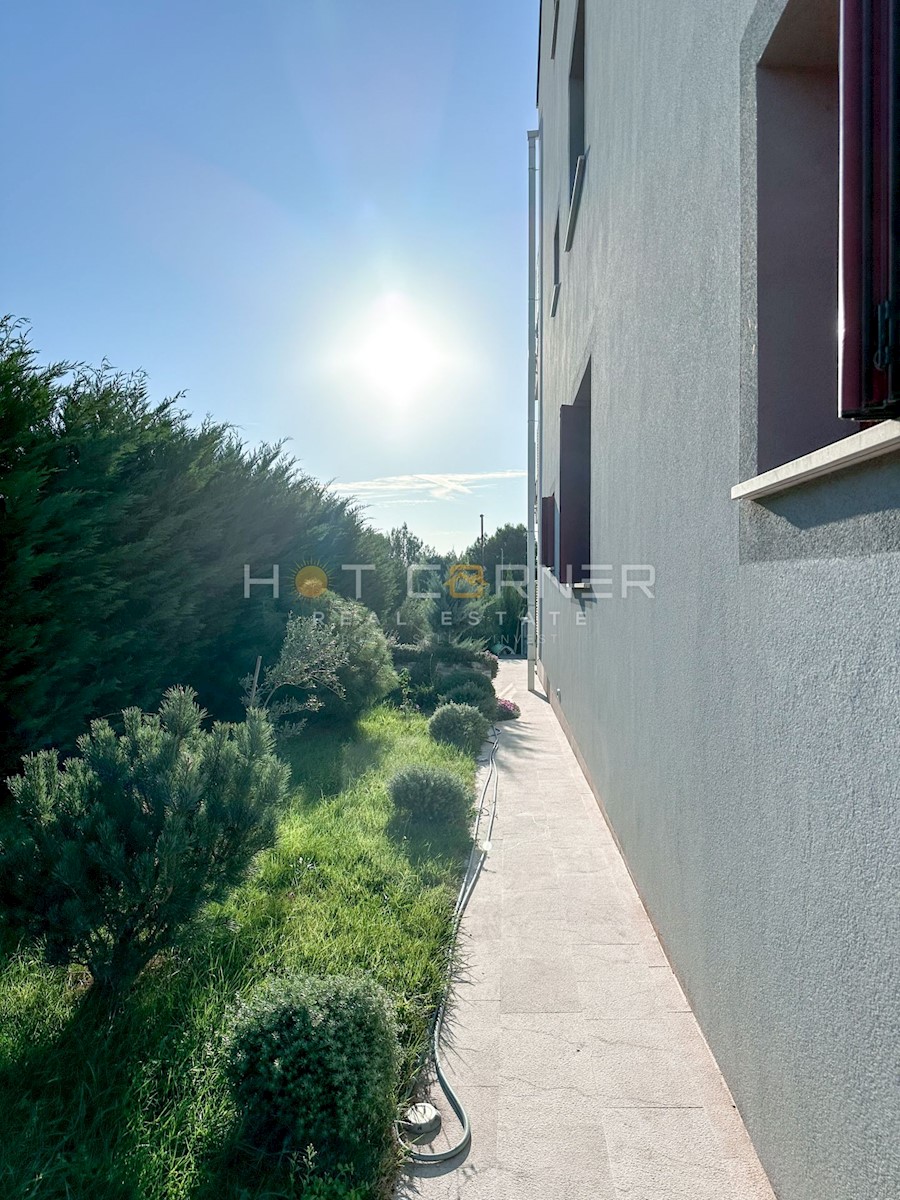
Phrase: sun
[{"left": 346, "top": 292, "right": 447, "bottom": 403}]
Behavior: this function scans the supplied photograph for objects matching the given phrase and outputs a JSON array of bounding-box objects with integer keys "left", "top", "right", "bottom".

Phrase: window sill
[
  {"left": 564, "top": 154, "right": 586, "bottom": 251},
  {"left": 542, "top": 564, "right": 571, "bottom": 598},
  {"left": 571, "top": 581, "right": 599, "bottom": 601},
  {"left": 541, "top": 566, "right": 595, "bottom": 599},
  {"left": 550, "top": 281, "right": 561, "bottom": 317},
  {"left": 731, "top": 420, "right": 900, "bottom": 501}
]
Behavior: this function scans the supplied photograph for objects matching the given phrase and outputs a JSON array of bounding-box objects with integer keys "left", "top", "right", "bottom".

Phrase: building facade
[{"left": 533, "top": 3, "right": 900, "bottom": 1199}]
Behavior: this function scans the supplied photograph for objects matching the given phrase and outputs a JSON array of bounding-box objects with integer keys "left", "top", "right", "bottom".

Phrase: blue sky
[{"left": 1, "top": 0, "right": 538, "bottom": 552}]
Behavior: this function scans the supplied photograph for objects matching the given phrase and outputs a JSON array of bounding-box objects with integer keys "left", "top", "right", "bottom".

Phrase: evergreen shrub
[
  {"left": 0, "top": 688, "right": 288, "bottom": 995},
  {"left": 388, "top": 764, "right": 472, "bottom": 828},
  {"left": 428, "top": 703, "right": 490, "bottom": 755},
  {"left": 225, "top": 973, "right": 399, "bottom": 1177}
]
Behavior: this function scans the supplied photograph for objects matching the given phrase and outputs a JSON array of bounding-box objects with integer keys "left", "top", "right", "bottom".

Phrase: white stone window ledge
[
  {"left": 541, "top": 567, "right": 598, "bottom": 601},
  {"left": 731, "top": 420, "right": 900, "bottom": 501},
  {"left": 541, "top": 565, "right": 573, "bottom": 599}
]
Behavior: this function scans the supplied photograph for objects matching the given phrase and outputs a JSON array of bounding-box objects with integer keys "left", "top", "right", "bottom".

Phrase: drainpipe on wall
[{"left": 527, "top": 128, "right": 539, "bottom": 692}]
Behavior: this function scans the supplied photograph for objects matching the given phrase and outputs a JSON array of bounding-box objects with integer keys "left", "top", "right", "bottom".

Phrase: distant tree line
[{"left": 387, "top": 520, "right": 529, "bottom": 651}]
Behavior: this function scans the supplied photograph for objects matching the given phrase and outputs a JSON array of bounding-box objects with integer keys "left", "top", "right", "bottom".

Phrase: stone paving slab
[{"left": 398, "top": 661, "right": 775, "bottom": 1200}]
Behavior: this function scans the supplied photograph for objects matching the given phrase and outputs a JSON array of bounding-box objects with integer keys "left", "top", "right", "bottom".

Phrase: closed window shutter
[
  {"left": 839, "top": 0, "right": 900, "bottom": 417},
  {"left": 541, "top": 495, "right": 556, "bottom": 568},
  {"left": 558, "top": 403, "right": 591, "bottom": 583}
]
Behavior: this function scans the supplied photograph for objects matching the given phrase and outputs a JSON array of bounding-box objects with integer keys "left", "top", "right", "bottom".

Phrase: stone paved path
[{"left": 398, "top": 660, "right": 776, "bottom": 1200}]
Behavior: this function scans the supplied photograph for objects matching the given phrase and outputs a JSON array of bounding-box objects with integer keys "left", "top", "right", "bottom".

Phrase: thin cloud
[{"left": 332, "top": 470, "right": 525, "bottom": 504}]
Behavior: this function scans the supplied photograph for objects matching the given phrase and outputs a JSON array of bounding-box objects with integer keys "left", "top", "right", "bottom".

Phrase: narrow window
[
  {"left": 756, "top": 0, "right": 854, "bottom": 470},
  {"left": 558, "top": 362, "right": 591, "bottom": 584},
  {"left": 550, "top": 0, "right": 560, "bottom": 60},
  {"left": 568, "top": 0, "right": 586, "bottom": 194},
  {"left": 551, "top": 214, "right": 561, "bottom": 316},
  {"left": 564, "top": 0, "right": 587, "bottom": 250},
  {"left": 754, "top": 0, "right": 900, "bottom": 474},
  {"left": 838, "top": 0, "right": 900, "bottom": 418}
]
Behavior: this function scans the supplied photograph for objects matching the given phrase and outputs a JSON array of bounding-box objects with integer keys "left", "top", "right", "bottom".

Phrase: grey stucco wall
[{"left": 536, "top": 4, "right": 900, "bottom": 1200}]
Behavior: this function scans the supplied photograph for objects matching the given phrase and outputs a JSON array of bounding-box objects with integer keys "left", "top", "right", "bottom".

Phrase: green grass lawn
[{"left": 0, "top": 706, "right": 475, "bottom": 1200}]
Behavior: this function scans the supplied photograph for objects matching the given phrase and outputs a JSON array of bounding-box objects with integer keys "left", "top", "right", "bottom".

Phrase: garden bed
[{"left": 0, "top": 706, "right": 474, "bottom": 1199}]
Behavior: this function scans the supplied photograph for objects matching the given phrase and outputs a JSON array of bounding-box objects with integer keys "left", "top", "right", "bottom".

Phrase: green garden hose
[{"left": 400, "top": 726, "right": 502, "bottom": 1165}]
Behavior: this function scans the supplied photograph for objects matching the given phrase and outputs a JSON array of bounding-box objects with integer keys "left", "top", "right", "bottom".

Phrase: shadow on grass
[
  {"left": 197, "top": 1116, "right": 382, "bottom": 1200},
  {"left": 387, "top": 811, "right": 472, "bottom": 883},
  {"left": 0, "top": 976, "right": 167, "bottom": 1198},
  {"left": 0, "top": 949, "right": 311, "bottom": 1200},
  {"left": 193, "top": 1131, "right": 333, "bottom": 1200},
  {"left": 278, "top": 720, "right": 388, "bottom": 805}
]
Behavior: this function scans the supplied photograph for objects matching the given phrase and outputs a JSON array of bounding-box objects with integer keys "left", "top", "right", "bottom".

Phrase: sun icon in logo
[{"left": 293, "top": 563, "right": 329, "bottom": 599}]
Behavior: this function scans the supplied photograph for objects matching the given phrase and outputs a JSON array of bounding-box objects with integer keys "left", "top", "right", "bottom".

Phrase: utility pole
[
  {"left": 480, "top": 514, "right": 485, "bottom": 566},
  {"left": 526, "top": 128, "right": 539, "bottom": 691}
]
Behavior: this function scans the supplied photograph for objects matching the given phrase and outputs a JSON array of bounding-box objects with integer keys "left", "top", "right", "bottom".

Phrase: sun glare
[{"left": 342, "top": 292, "right": 448, "bottom": 404}]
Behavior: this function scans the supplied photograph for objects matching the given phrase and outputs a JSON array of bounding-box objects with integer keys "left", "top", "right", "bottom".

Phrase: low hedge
[
  {"left": 436, "top": 669, "right": 495, "bottom": 698},
  {"left": 438, "top": 682, "right": 497, "bottom": 720},
  {"left": 391, "top": 638, "right": 488, "bottom": 672}
]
